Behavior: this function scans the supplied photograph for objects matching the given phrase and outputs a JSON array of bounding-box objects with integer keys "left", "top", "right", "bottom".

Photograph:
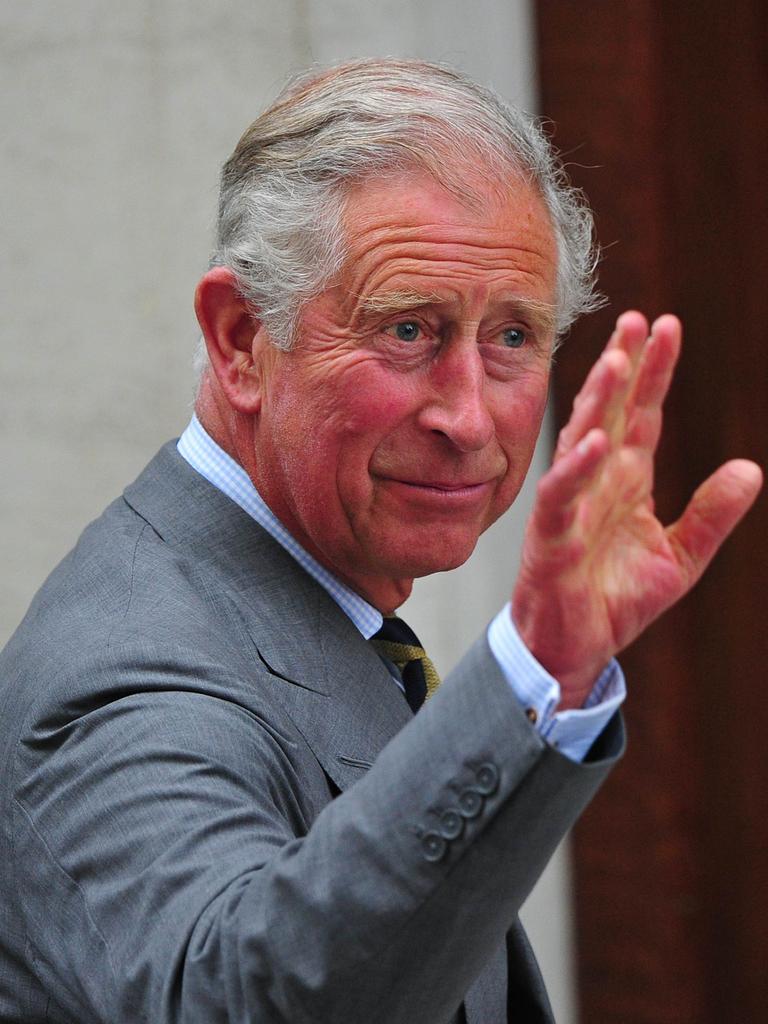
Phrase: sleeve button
[
  {"left": 474, "top": 762, "right": 499, "bottom": 796},
  {"left": 439, "top": 809, "right": 464, "bottom": 840},
  {"left": 421, "top": 831, "right": 448, "bottom": 862},
  {"left": 457, "top": 789, "right": 483, "bottom": 819}
]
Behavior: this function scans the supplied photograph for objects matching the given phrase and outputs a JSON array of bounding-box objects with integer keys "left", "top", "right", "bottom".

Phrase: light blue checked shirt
[{"left": 178, "top": 415, "right": 624, "bottom": 762}]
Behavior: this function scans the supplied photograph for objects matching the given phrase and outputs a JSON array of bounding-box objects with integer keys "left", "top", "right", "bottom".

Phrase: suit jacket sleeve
[{"left": 10, "top": 636, "right": 621, "bottom": 1024}]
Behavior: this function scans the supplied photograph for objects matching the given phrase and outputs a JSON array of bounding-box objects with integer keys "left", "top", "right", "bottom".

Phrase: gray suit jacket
[{"left": 0, "top": 443, "right": 623, "bottom": 1023}]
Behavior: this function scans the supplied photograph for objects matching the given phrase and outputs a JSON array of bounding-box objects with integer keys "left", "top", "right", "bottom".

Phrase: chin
[{"left": 384, "top": 539, "right": 480, "bottom": 579}]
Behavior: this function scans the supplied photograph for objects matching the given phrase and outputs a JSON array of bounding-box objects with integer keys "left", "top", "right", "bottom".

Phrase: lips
[
  {"left": 373, "top": 467, "right": 498, "bottom": 489},
  {"left": 394, "top": 479, "right": 489, "bottom": 491},
  {"left": 373, "top": 475, "right": 497, "bottom": 510}
]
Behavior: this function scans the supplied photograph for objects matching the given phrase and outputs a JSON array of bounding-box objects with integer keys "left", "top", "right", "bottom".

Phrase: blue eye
[
  {"left": 502, "top": 327, "right": 526, "bottom": 348},
  {"left": 391, "top": 322, "right": 421, "bottom": 342}
]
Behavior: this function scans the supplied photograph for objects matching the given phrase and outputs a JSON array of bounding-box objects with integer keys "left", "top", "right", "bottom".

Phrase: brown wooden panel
[{"left": 536, "top": 2, "right": 768, "bottom": 1021}]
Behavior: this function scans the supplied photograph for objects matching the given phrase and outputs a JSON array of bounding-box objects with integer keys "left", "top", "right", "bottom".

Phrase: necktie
[{"left": 371, "top": 616, "right": 441, "bottom": 713}]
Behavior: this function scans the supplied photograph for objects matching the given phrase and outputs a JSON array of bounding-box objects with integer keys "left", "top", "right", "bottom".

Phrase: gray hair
[{"left": 197, "top": 58, "right": 601, "bottom": 372}]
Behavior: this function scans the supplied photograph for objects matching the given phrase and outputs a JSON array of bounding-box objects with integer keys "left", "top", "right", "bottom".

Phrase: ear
[{"left": 194, "top": 267, "right": 268, "bottom": 415}]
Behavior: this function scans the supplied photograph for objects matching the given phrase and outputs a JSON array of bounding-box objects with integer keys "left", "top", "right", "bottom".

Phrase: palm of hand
[{"left": 512, "top": 312, "right": 762, "bottom": 708}]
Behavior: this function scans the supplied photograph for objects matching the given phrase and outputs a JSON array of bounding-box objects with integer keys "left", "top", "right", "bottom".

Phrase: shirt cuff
[{"left": 487, "top": 603, "right": 626, "bottom": 763}]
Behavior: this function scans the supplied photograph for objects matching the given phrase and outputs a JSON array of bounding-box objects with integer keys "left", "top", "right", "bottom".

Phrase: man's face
[{"left": 251, "top": 171, "right": 558, "bottom": 609}]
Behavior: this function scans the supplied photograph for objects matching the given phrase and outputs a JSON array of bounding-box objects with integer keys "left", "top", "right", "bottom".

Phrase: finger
[
  {"left": 556, "top": 312, "right": 648, "bottom": 460},
  {"left": 556, "top": 347, "right": 634, "bottom": 459},
  {"left": 666, "top": 459, "right": 763, "bottom": 587},
  {"left": 606, "top": 309, "right": 649, "bottom": 364},
  {"left": 535, "top": 428, "right": 610, "bottom": 537},
  {"left": 624, "top": 316, "right": 682, "bottom": 450},
  {"left": 630, "top": 316, "right": 681, "bottom": 407}
]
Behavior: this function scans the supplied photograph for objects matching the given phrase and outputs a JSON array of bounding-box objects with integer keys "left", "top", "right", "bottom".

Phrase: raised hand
[{"left": 511, "top": 312, "right": 763, "bottom": 709}]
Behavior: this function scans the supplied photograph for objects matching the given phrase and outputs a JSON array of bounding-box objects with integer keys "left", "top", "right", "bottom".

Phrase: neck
[{"left": 195, "top": 375, "right": 259, "bottom": 478}]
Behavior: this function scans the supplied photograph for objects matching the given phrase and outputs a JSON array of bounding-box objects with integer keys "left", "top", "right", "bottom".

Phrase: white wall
[{"left": 0, "top": 3, "right": 576, "bottom": 1019}]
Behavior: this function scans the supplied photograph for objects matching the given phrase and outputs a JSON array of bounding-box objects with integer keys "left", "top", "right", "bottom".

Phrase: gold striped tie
[{"left": 371, "top": 616, "right": 441, "bottom": 712}]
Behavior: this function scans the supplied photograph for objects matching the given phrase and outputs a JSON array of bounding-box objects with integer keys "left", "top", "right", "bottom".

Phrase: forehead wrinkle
[
  {"left": 348, "top": 247, "right": 553, "bottom": 298},
  {"left": 343, "top": 240, "right": 556, "bottom": 310},
  {"left": 349, "top": 231, "right": 552, "bottom": 267}
]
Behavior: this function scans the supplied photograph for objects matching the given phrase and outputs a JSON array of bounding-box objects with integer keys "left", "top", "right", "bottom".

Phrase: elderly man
[{"left": 0, "top": 60, "right": 761, "bottom": 1023}]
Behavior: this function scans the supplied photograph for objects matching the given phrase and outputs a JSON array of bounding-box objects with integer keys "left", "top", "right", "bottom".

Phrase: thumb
[{"left": 666, "top": 459, "right": 763, "bottom": 587}]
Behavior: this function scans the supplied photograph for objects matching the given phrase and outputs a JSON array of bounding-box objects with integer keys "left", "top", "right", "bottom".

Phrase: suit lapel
[
  {"left": 123, "top": 442, "right": 413, "bottom": 794},
  {"left": 243, "top": 576, "right": 413, "bottom": 792}
]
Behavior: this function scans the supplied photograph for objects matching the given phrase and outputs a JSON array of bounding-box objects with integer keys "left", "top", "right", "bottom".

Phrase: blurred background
[{"left": 1, "top": 2, "right": 765, "bottom": 1021}]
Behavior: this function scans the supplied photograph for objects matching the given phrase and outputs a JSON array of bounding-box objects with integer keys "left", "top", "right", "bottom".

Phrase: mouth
[
  {"left": 376, "top": 475, "right": 496, "bottom": 506},
  {"left": 398, "top": 479, "right": 488, "bottom": 492}
]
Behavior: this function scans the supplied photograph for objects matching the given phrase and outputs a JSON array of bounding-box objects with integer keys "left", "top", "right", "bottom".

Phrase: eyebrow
[
  {"left": 357, "top": 289, "right": 558, "bottom": 334},
  {"left": 357, "top": 289, "right": 446, "bottom": 315}
]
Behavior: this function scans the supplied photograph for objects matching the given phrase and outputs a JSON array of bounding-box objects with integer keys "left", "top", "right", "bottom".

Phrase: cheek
[
  {"left": 490, "top": 377, "right": 551, "bottom": 506},
  {"left": 496, "top": 376, "right": 549, "bottom": 444},
  {"left": 322, "top": 365, "right": 419, "bottom": 443},
  {"left": 274, "top": 370, "right": 414, "bottom": 495}
]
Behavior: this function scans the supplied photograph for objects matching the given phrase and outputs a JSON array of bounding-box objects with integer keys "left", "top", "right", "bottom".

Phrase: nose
[{"left": 417, "top": 343, "right": 495, "bottom": 452}]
